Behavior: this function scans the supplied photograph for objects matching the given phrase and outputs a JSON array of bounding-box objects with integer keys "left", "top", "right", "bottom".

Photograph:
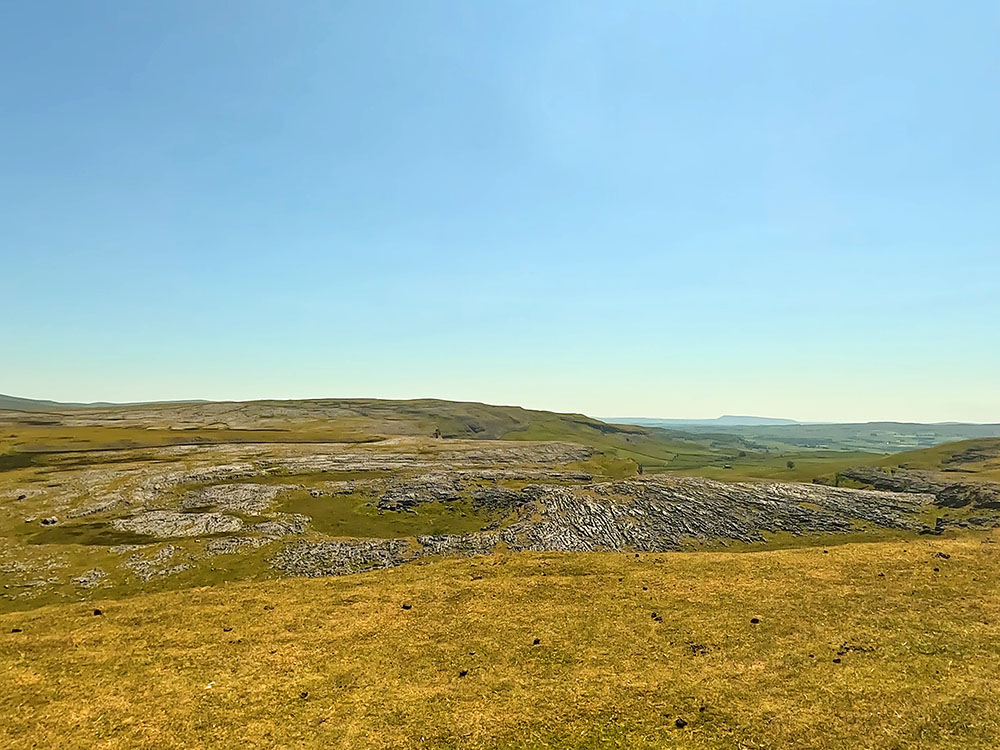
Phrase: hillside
[
  {"left": 3, "top": 536, "right": 998, "bottom": 749},
  {"left": 4, "top": 397, "right": 1000, "bottom": 617},
  {"left": 2, "top": 398, "right": 1000, "bottom": 747},
  {"left": 619, "top": 418, "right": 1000, "bottom": 453}
]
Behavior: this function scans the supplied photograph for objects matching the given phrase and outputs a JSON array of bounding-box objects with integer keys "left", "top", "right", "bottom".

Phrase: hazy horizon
[
  {"left": 4, "top": 390, "right": 1000, "bottom": 426},
  {"left": 4, "top": 2, "right": 998, "bottom": 423}
]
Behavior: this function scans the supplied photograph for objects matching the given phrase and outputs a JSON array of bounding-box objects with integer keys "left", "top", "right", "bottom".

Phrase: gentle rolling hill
[{"left": 2, "top": 396, "right": 1000, "bottom": 749}]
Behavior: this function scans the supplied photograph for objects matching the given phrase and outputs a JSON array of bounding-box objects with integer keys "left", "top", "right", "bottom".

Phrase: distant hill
[
  {"left": 0, "top": 394, "right": 209, "bottom": 412},
  {"left": 609, "top": 415, "right": 800, "bottom": 427},
  {"left": 0, "top": 394, "right": 118, "bottom": 412}
]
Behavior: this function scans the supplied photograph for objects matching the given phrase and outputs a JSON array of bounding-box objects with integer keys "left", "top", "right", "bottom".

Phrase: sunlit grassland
[{"left": 2, "top": 533, "right": 998, "bottom": 749}]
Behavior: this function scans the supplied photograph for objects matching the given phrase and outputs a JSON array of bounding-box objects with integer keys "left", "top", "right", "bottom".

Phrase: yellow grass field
[{"left": 3, "top": 532, "right": 998, "bottom": 749}]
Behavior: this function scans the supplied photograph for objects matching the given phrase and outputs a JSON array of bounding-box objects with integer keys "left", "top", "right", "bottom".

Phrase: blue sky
[{"left": 2, "top": 1, "right": 998, "bottom": 421}]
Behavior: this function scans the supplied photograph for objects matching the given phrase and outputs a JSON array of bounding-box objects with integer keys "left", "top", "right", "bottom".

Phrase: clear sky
[{"left": 2, "top": 1, "right": 998, "bottom": 422}]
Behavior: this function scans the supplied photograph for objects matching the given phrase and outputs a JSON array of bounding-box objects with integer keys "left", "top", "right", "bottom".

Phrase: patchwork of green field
[{"left": 617, "top": 418, "right": 1000, "bottom": 453}]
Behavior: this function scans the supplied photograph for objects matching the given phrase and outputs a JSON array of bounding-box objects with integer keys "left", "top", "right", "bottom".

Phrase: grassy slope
[
  {"left": 2, "top": 534, "right": 999, "bottom": 749},
  {"left": 14, "top": 398, "right": 993, "bottom": 483},
  {"left": 876, "top": 437, "right": 1000, "bottom": 481}
]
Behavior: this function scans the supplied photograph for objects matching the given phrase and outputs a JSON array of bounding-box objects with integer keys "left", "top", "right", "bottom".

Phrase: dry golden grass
[{"left": 2, "top": 534, "right": 999, "bottom": 749}]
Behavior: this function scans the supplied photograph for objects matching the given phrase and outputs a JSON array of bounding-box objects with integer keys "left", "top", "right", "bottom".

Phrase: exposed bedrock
[
  {"left": 113, "top": 510, "right": 245, "bottom": 538},
  {"left": 840, "top": 467, "right": 1000, "bottom": 510},
  {"left": 272, "top": 475, "right": 936, "bottom": 577},
  {"left": 181, "top": 483, "right": 296, "bottom": 514}
]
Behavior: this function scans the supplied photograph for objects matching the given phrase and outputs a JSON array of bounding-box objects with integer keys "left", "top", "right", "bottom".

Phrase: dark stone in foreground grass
[
  {"left": 402, "top": 603, "right": 412, "bottom": 610},
  {"left": 675, "top": 718, "right": 688, "bottom": 728},
  {"left": 93, "top": 609, "right": 102, "bottom": 616}
]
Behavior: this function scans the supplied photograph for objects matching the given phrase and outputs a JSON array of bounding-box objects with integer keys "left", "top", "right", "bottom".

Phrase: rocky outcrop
[
  {"left": 181, "top": 483, "right": 295, "bottom": 514},
  {"left": 113, "top": 510, "right": 244, "bottom": 537},
  {"left": 840, "top": 468, "right": 1000, "bottom": 510},
  {"left": 378, "top": 474, "right": 463, "bottom": 511},
  {"left": 273, "top": 539, "right": 416, "bottom": 577},
  {"left": 270, "top": 475, "right": 937, "bottom": 577},
  {"left": 252, "top": 513, "right": 310, "bottom": 537}
]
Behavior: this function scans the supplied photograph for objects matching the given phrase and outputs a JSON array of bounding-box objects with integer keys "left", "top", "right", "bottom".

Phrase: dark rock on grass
[
  {"left": 93, "top": 609, "right": 102, "bottom": 616},
  {"left": 40, "top": 517, "right": 58, "bottom": 526},
  {"left": 934, "top": 552, "right": 951, "bottom": 559},
  {"left": 675, "top": 718, "right": 688, "bottom": 729},
  {"left": 651, "top": 612, "right": 662, "bottom": 622},
  {"left": 223, "top": 626, "right": 232, "bottom": 632},
  {"left": 459, "top": 669, "right": 468, "bottom": 678},
  {"left": 833, "top": 658, "right": 842, "bottom": 663},
  {"left": 300, "top": 691, "right": 309, "bottom": 699},
  {"left": 10, "top": 628, "right": 21, "bottom": 633},
  {"left": 840, "top": 467, "right": 1000, "bottom": 511},
  {"left": 402, "top": 603, "right": 412, "bottom": 610},
  {"left": 533, "top": 638, "right": 541, "bottom": 645},
  {"left": 750, "top": 617, "right": 760, "bottom": 624}
]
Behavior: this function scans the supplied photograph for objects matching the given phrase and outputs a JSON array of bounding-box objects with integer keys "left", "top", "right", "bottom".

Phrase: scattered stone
[
  {"left": 10, "top": 628, "right": 21, "bottom": 633},
  {"left": 93, "top": 609, "right": 102, "bottom": 616},
  {"left": 458, "top": 669, "right": 468, "bottom": 678},
  {"left": 402, "top": 603, "right": 412, "bottom": 610},
  {"left": 123, "top": 545, "right": 191, "bottom": 581},
  {"left": 533, "top": 638, "right": 541, "bottom": 645},
  {"left": 675, "top": 718, "right": 688, "bottom": 729},
  {"left": 273, "top": 539, "right": 416, "bottom": 577},
  {"left": 205, "top": 536, "right": 270, "bottom": 556},
  {"left": 72, "top": 569, "right": 107, "bottom": 588},
  {"left": 67, "top": 498, "right": 120, "bottom": 519},
  {"left": 109, "top": 544, "right": 148, "bottom": 555},
  {"left": 182, "top": 483, "right": 295, "bottom": 515},
  {"left": 40, "top": 517, "right": 58, "bottom": 526},
  {"left": 300, "top": 691, "right": 309, "bottom": 699},
  {"left": 750, "top": 617, "right": 760, "bottom": 624}
]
